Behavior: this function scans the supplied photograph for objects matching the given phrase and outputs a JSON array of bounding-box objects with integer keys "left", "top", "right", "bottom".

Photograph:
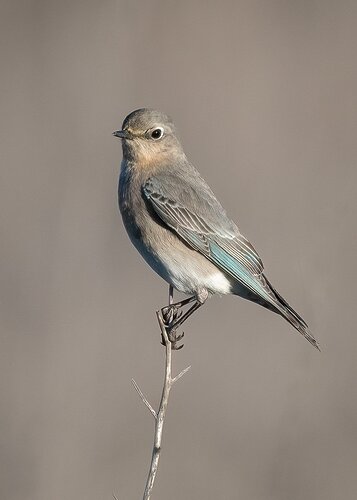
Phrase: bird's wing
[
  {"left": 143, "top": 175, "right": 280, "bottom": 304},
  {"left": 144, "top": 173, "right": 319, "bottom": 350}
]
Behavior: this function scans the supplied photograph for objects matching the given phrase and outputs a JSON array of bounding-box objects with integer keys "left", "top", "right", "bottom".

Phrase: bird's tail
[{"left": 267, "top": 280, "right": 320, "bottom": 351}]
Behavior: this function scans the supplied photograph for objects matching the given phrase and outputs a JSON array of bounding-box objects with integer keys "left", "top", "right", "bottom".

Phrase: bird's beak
[{"left": 112, "top": 129, "right": 131, "bottom": 139}]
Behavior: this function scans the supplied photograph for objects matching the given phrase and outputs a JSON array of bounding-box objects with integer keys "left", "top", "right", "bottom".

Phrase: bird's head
[{"left": 113, "top": 108, "right": 184, "bottom": 166}]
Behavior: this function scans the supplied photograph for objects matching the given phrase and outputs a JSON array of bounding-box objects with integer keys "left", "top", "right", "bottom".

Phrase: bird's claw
[
  {"left": 160, "top": 305, "right": 185, "bottom": 349},
  {"left": 168, "top": 328, "right": 184, "bottom": 350},
  {"left": 160, "top": 324, "right": 185, "bottom": 350},
  {"left": 161, "top": 305, "right": 182, "bottom": 326}
]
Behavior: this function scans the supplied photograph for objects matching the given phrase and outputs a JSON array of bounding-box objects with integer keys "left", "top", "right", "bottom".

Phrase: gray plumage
[{"left": 114, "top": 108, "right": 319, "bottom": 350}]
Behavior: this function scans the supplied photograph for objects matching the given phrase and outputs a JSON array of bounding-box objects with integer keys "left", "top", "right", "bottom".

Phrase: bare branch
[
  {"left": 133, "top": 285, "right": 191, "bottom": 500},
  {"left": 142, "top": 311, "right": 172, "bottom": 500},
  {"left": 142, "top": 311, "right": 190, "bottom": 499},
  {"left": 131, "top": 379, "right": 157, "bottom": 420}
]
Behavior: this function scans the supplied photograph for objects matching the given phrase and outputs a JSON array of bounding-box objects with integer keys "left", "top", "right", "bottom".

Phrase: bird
[{"left": 113, "top": 108, "right": 319, "bottom": 350}]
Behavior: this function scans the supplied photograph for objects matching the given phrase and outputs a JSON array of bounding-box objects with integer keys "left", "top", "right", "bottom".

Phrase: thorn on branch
[
  {"left": 131, "top": 379, "right": 157, "bottom": 420},
  {"left": 172, "top": 366, "right": 191, "bottom": 384}
]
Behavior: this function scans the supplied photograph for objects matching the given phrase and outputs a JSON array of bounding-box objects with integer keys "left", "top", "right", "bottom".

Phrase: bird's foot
[
  {"left": 160, "top": 305, "right": 184, "bottom": 350},
  {"left": 161, "top": 305, "right": 182, "bottom": 326},
  {"left": 161, "top": 326, "right": 185, "bottom": 350},
  {"left": 169, "top": 326, "right": 185, "bottom": 350}
]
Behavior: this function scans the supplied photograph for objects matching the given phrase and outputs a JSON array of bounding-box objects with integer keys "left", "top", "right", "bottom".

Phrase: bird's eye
[{"left": 150, "top": 127, "right": 164, "bottom": 140}]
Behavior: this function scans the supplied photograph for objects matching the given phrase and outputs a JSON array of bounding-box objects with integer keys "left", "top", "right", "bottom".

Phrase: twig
[
  {"left": 172, "top": 365, "right": 191, "bottom": 384},
  {"left": 132, "top": 306, "right": 190, "bottom": 500},
  {"left": 131, "top": 379, "right": 157, "bottom": 420}
]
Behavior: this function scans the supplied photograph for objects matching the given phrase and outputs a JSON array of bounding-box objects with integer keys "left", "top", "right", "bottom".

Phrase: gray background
[{"left": 1, "top": 1, "right": 356, "bottom": 499}]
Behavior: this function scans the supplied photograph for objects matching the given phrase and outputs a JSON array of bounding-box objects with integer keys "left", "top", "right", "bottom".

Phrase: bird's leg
[
  {"left": 169, "top": 284, "right": 174, "bottom": 305},
  {"left": 172, "top": 296, "right": 196, "bottom": 308},
  {"left": 161, "top": 285, "right": 179, "bottom": 325}
]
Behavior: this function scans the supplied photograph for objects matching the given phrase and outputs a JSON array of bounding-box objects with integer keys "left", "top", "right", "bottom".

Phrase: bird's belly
[
  {"left": 159, "top": 250, "right": 232, "bottom": 296},
  {"left": 131, "top": 224, "right": 232, "bottom": 297}
]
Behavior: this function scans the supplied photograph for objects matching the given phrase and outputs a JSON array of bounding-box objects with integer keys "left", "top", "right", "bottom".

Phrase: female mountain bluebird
[{"left": 114, "top": 108, "right": 319, "bottom": 350}]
